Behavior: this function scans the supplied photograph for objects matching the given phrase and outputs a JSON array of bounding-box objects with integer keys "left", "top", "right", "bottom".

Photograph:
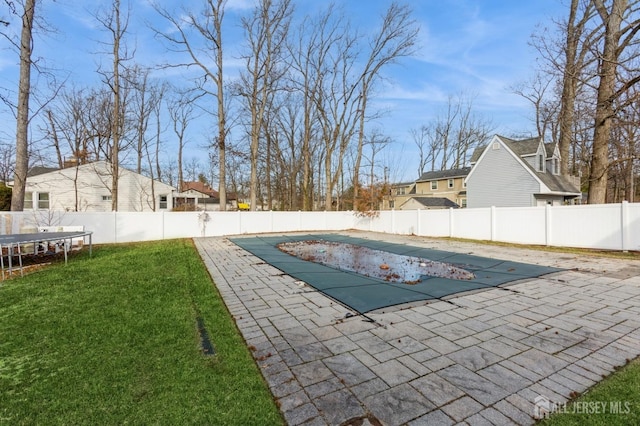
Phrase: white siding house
[
  {"left": 466, "top": 135, "right": 581, "bottom": 208},
  {"left": 16, "top": 161, "right": 176, "bottom": 212}
]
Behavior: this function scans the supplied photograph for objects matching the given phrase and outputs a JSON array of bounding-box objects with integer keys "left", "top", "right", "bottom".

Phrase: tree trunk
[
  {"left": 588, "top": 0, "right": 626, "bottom": 204},
  {"left": 110, "top": 0, "right": 123, "bottom": 211},
  {"left": 11, "top": 0, "right": 36, "bottom": 212}
]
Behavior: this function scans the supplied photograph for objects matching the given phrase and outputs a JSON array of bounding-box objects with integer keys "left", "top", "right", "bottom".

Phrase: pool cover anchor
[{"left": 344, "top": 311, "right": 384, "bottom": 328}]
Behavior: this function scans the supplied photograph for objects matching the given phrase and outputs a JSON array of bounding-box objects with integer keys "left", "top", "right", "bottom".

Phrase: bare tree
[
  {"left": 153, "top": 0, "right": 229, "bottom": 210},
  {"left": 511, "top": 72, "right": 559, "bottom": 141},
  {"left": 95, "top": 0, "right": 132, "bottom": 211},
  {"left": 588, "top": 0, "right": 640, "bottom": 203},
  {"left": 361, "top": 129, "right": 390, "bottom": 211},
  {"left": 128, "top": 66, "right": 163, "bottom": 175},
  {"left": 10, "top": 0, "right": 35, "bottom": 211},
  {"left": 415, "top": 93, "right": 492, "bottom": 171},
  {"left": 352, "top": 2, "right": 419, "bottom": 208},
  {"left": 557, "top": 0, "right": 599, "bottom": 176},
  {"left": 167, "top": 89, "right": 196, "bottom": 189},
  {"left": 287, "top": 13, "right": 324, "bottom": 210},
  {"left": 410, "top": 125, "right": 437, "bottom": 176},
  {"left": 237, "top": 0, "right": 293, "bottom": 211}
]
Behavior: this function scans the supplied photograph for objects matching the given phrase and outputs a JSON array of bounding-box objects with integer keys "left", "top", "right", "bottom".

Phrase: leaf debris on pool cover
[{"left": 276, "top": 240, "right": 475, "bottom": 283}]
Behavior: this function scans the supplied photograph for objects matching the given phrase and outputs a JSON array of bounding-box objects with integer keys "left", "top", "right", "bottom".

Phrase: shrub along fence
[{"left": 1, "top": 202, "right": 638, "bottom": 251}]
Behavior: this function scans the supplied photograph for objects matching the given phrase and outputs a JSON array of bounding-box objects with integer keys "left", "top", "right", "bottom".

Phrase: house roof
[
  {"left": 470, "top": 145, "right": 485, "bottom": 164},
  {"left": 403, "top": 197, "right": 460, "bottom": 208},
  {"left": 391, "top": 181, "right": 415, "bottom": 187},
  {"left": 27, "top": 166, "right": 59, "bottom": 177},
  {"left": 499, "top": 136, "right": 541, "bottom": 156},
  {"left": 470, "top": 136, "right": 555, "bottom": 163},
  {"left": 180, "top": 181, "right": 219, "bottom": 197},
  {"left": 416, "top": 167, "right": 471, "bottom": 182},
  {"left": 535, "top": 170, "right": 581, "bottom": 193}
]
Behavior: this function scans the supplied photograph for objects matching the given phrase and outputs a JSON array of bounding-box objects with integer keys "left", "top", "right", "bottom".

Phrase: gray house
[{"left": 466, "top": 135, "right": 581, "bottom": 208}]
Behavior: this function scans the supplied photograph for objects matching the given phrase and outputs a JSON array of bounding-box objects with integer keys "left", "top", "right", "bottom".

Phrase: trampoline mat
[{"left": 229, "top": 234, "right": 563, "bottom": 314}]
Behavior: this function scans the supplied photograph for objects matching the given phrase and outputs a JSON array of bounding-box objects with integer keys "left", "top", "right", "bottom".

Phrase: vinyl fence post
[
  {"left": 114, "top": 211, "right": 118, "bottom": 244},
  {"left": 270, "top": 210, "right": 274, "bottom": 233},
  {"left": 490, "top": 206, "right": 496, "bottom": 241},
  {"left": 545, "top": 204, "right": 552, "bottom": 247},
  {"left": 621, "top": 200, "right": 629, "bottom": 252},
  {"left": 391, "top": 208, "right": 395, "bottom": 234},
  {"left": 449, "top": 207, "right": 454, "bottom": 238}
]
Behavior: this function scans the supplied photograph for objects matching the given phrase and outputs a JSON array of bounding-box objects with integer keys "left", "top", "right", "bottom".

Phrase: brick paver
[{"left": 195, "top": 231, "right": 640, "bottom": 425}]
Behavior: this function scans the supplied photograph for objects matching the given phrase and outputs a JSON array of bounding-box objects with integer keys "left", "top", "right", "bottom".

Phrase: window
[
  {"left": 389, "top": 201, "right": 395, "bottom": 209},
  {"left": 159, "top": 195, "right": 168, "bottom": 209},
  {"left": 538, "top": 154, "right": 544, "bottom": 172},
  {"left": 461, "top": 198, "right": 467, "bottom": 208},
  {"left": 463, "top": 180, "right": 467, "bottom": 188},
  {"left": 396, "top": 187, "right": 405, "bottom": 195},
  {"left": 431, "top": 181, "right": 437, "bottom": 190},
  {"left": 448, "top": 179, "right": 454, "bottom": 189},
  {"left": 37, "top": 192, "right": 50, "bottom": 209},
  {"left": 553, "top": 158, "right": 559, "bottom": 175},
  {"left": 102, "top": 195, "right": 112, "bottom": 201},
  {"left": 24, "top": 192, "right": 33, "bottom": 209}
]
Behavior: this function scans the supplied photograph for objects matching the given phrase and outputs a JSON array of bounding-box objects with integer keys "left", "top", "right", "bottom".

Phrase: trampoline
[
  {"left": 230, "top": 234, "right": 562, "bottom": 314},
  {"left": 0, "top": 231, "right": 93, "bottom": 279}
]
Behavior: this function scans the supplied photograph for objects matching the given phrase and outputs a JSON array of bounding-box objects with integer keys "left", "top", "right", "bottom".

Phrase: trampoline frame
[{"left": 0, "top": 231, "right": 93, "bottom": 279}]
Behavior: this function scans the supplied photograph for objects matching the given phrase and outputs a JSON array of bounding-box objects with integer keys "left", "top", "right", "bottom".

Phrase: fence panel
[
  {"left": 116, "top": 212, "right": 165, "bottom": 243},
  {"left": 549, "top": 204, "right": 622, "bottom": 250},
  {"left": 451, "top": 208, "right": 491, "bottom": 241},
  {"left": 392, "top": 210, "right": 420, "bottom": 235},
  {"left": 494, "top": 207, "right": 546, "bottom": 245},
  {"left": 417, "top": 209, "right": 450, "bottom": 237}
]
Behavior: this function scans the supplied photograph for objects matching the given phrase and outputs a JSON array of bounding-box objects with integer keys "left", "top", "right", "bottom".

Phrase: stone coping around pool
[{"left": 229, "top": 234, "right": 563, "bottom": 314}]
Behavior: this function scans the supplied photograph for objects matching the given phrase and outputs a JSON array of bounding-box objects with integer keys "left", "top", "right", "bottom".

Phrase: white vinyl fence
[{"left": 1, "top": 202, "right": 638, "bottom": 251}]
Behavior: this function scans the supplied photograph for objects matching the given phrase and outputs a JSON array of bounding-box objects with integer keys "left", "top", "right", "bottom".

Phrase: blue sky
[{"left": 0, "top": 0, "right": 568, "bottom": 182}]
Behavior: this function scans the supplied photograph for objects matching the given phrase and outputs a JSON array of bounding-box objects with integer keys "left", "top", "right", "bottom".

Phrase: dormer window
[
  {"left": 538, "top": 154, "right": 544, "bottom": 172},
  {"left": 553, "top": 158, "right": 559, "bottom": 175}
]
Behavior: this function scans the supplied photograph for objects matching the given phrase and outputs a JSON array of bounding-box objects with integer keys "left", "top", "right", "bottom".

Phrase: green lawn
[
  {"left": 0, "top": 240, "right": 284, "bottom": 425},
  {"left": 539, "top": 358, "right": 640, "bottom": 425}
]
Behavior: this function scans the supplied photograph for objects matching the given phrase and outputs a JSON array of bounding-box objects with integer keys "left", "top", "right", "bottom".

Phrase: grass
[
  {"left": 0, "top": 240, "right": 284, "bottom": 425},
  {"left": 539, "top": 359, "right": 640, "bottom": 425}
]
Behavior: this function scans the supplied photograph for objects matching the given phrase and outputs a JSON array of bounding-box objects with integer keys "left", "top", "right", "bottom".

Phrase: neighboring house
[
  {"left": 466, "top": 135, "right": 581, "bottom": 208},
  {"left": 174, "top": 181, "right": 238, "bottom": 211},
  {"left": 12, "top": 161, "right": 176, "bottom": 212},
  {"left": 383, "top": 181, "right": 416, "bottom": 210},
  {"left": 383, "top": 167, "right": 470, "bottom": 210}
]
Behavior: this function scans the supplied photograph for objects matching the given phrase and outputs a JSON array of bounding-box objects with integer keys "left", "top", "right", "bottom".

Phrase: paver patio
[{"left": 195, "top": 231, "right": 640, "bottom": 425}]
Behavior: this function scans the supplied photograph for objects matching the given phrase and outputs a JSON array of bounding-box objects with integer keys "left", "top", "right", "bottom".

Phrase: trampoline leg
[
  {"left": 7, "top": 244, "right": 12, "bottom": 276},
  {"left": 17, "top": 243, "right": 23, "bottom": 277},
  {"left": 1, "top": 244, "right": 4, "bottom": 281}
]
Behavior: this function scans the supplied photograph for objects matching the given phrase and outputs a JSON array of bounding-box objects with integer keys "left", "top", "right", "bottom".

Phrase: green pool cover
[{"left": 229, "top": 234, "right": 562, "bottom": 314}]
